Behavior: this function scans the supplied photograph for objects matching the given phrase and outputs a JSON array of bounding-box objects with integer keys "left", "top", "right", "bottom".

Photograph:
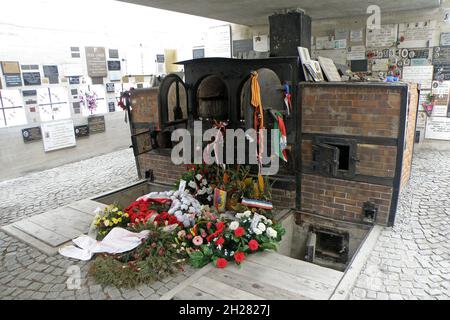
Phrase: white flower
[
  {"left": 195, "top": 174, "right": 203, "bottom": 181},
  {"left": 202, "top": 179, "right": 208, "bottom": 186},
  {"left": 188, "top": 181, "right": 198, "bottom": 189},
  {"left": 229, "top": 221, "right": 239, "bottom": 231},
  {"left": 207, "top": 195, "right": 212, "bottom": 201},
  {"left": 254, "top": 228, "right": 263, "bottom": 235},
  {"left": 104, "top": 220, "right": 110, "bottom": 227},
  {"left": 181, "top": 204, "right": 188, "bottom": 210},
  {"left": 235, "top": 213, "right": 242, "bottom": 219},
  {"left": 257, "top": 223, "right": 266, "bottom": 232},
  {"left": 266, "top": 227, "right": 277, "bottom": 238},
  {"left": 243, "top": 211, "right": 251, "bottom": 217}
]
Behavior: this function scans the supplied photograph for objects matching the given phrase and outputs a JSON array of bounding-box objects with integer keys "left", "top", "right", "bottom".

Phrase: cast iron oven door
[{"left": 312, "top": 136, "right": 357, "bottom": 179}]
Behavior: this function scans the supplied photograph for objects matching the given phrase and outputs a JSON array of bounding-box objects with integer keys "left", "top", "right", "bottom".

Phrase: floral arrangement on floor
[
  {"left": 176, "top": 164, "right": 217, "bottom": 205},
  {"left": 184, "top": 210, "right": 285, "bottom": 269},
  {"left": 89, "top": 164, "right": 285, "bottom": 288}
]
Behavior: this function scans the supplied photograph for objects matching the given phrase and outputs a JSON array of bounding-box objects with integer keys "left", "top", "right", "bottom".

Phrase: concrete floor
[{"left": 0, "top": 146, "right": 448, "bottom": 300}]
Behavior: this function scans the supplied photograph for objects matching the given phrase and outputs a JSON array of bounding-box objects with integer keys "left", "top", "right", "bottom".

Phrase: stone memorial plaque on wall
[
  {"left": 109, "top": 49, "right": 119, "bottom": 59},
  {"left": 68, "top": 76, "right": 80, "bottom": 85},
  {"left": 22, "top": 90, "right": 37, "bottom": 97},
  {"left": 23, "top": 72, "right": 42, "bottom": 86},
  {"left": 88, "top": 115, "right": 106, "bottom": 134},
  {"left": 108, "top": 102, "right": 115, "bottom": 112},
  {"left": 85, "top": 47, "right": 107, "bottom": 77},
  {"left": 43, "top": 65, "right": 59, "bottom": 84},
  {"left": 41, "top": 120, "right": 77, "bottom": 152},
  {"left": 106, "top": 83, "right": 115, "bottom": 93},
  {"left": 22, "top": 127, "right": 42, "bottom": 143},
  {"left": 91, "top": 77, "right": 104, "bottom": 85},
  {"left": 73, "top": 102, "right": 81, "bottom": 114},
  {"left": 107, "top": 60, "right": 121, "bottom": 71},
  {"left": 5, "top": 74, "right": 22, "bottom": 87},
  {"left": 74, "top": 125, "right": 89, "bottom": 138},
  {"left": 1, "top": 61, "right": 20, "bottom": 74},
  {"left": 71, "top": 89, "right": 78, "bottom": 96}
]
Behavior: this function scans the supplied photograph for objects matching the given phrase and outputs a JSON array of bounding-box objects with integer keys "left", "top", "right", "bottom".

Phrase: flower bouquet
[
  {"left": 93, "top": 204, "right": 130, "bottom": 240},
  {"left": 184, "top": 210, "right": 285, "bottom": 269}
]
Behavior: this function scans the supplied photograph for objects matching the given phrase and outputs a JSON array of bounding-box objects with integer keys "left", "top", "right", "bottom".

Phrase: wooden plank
[
  {"left": 160, "top": 264, "right": 213, "bottom": 300},
  {"left": 331, "top": 225, "right": 382, "bottom": 300},
  {"left": 207, "top": 268, "right": 311, "bottom": 300},
  {"left": 247, "top": 251, "right": 343, "bottom": 286},
  {"left": 173, "top": 285, "right": 219, "bottom": 300},
  {"left": 191, "top": 276, "right": 264, "bottom": 300},
  {"left": 12, "top": 220, "right": 68, "bottom": 247},
  {"left": 223, "top": 260, "right": 333, "bottom": 300},
  {"left": 67, "top": 199, "right": 107, "bottom": 216}
]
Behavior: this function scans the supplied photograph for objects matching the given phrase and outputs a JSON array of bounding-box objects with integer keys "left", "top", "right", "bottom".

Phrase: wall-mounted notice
[
  {"left": 418, "top": 90, "right": 431, "bottom": 111},
  {"left": 350, "top": 29, "right": 364, "bottom": 43},
  {"left": 85, "top": 47, "right": 107, "bottom": 77},
  {"left": 232, "top": 39, "right": 253, "bottom": 58},
  {"left": 1, "top": 61, "right": 20, "bottom": 74},
  {"left": 366, "top": 24, "right": 398, "bottom": 48},
  {"left": 109, "top": 49, "right": 119, "bottom": 59},
  {"left": 68, "top": 76, "right": 80, "bottom": 85},
  {"left": 205, "top": 25, "right": 232, "bottom": 58},
  {"left": 347, "top": 46, "right": 366, "bottom": 60},
  {"left": 402, "top": 66, "right": 434, "bottom": 89},
  {"left": 43, "top": 65, "right": 59, "bottom": 84},
  {"left": 253, "top": 34, "right": 269, "bottom": 52},
  {"left": 41, "top": 119, "right": 76, "bottom": 152},
  {"left": 433, "top": 47, "right": 450, "bottom": 81},
  {"left": 416, "top": 111, "right": 427, "bottom": 128},
  {"left": 88, "top": 115, "right": 106, "bottom": 134},
  {"left": 22, "top": 127, "right": 42, "bottom": 143},
  {"left": 107, "top": 60, "right": 121, "bottom": 71},
  {"left": 398, "top": 21, "right": 437, "bottom": 48},
  {"left": 440, "top": 32, "right": 450, "bottom": 46},
  {"left": 425, "top": 117, "right": 450, "bottom": 140},
  {"left": 22, "top": 72, "right": 42, "bottom": 86},
  {"left": 335, "top": 29, "right": 348, "bottom": 41},
  {"left": 5, "top": 74, "right": 22, "bottom": 87},
  {"left": 431, "top": 81, "right": 450, "bottom": 117},
  {"left": 371, "top": 58, "right": 389, "bottom": 72},
  {"left": 316, "top": 36, "right": 333, "bottom": 50},
  {"left": 74, "top": 125, "right": 89, "bottom": 138},
  {"left": 333, "top": 39, "right": 347, "bottom": 49}
]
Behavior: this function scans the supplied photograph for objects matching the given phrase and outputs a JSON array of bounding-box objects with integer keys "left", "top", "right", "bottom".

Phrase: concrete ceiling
[{"left": 117, "top": 0, "right": 441, "bottom": 25}]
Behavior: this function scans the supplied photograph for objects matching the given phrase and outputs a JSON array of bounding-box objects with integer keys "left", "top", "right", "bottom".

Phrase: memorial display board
[
  {"left": 425, "top": 117, "right": 450, "bottom": 140},
  {"left": 41, "top": 120, "right": 76, "bottom": 152},
  {"left": 88, "top": 115, "right": 106, "bottom": 134},
  {"left": 85, "top": 47, "right": 107, "bottom": 77},
  {"left": 23, "top": 72, "right": 42, "bottom": 86},
  {"left": 74, "top": 125, "right": 89, "bottom": 138},
  {"left": 21, "top": 127, "right": 42, "bottom": 143}
]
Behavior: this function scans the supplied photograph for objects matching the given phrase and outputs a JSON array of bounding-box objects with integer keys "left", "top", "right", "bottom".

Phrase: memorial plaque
[
  {"left": 43, "top": 65, "right": 59, "bottom": 84},
  {"left": 41, "top": 120, "right": 77, "bottom": 152},
  {"left": 232, "top": 39, "right": 253, "bottom": 57},
  {"left": 193, "top": 48, "right": 205, "bottom": 59},
  {"left": 22, "top": 90, "right": 37, "bottom": 97},
  {"left": 1, "top": 61, "right": 20, "bottom": 74},
  {"left": 71, "top": 52, "right": 81, "bottom": 58},
  {"left": 88, "top": 115, "right": 106, "bottom": 134},
  {"left": 156, "top": 54, "right": 165, "bottom": 63},
  {"left": 71, "top": 89, "right": 78, "bottom": 96},
  {"left": 107, "top": 60, "right": 121, "bottom": 71},
  {"left": 91, "top": 77, "right": 104, "bottom": 85},
  {"left": 109, "top": 49, "right": 119, "bottom": 59},
  {"left": 108, "top": 102, "right": 115, "bottom": 112},
  {"left": 69, "top": 76, "right": 80, "bottom": 85},
  {"left": 74, "top": 125, "right": 89, "bottom": 138},
  {"left": 85, "top": 47, "right": 107, "bottom": 77},
  {"left": 25, "top": 99, "right": 37, "bottom": 105},
  {"left": 73, "top": 102, "right": 81, "bottom": 114},
  {"left": 106, "top": 83, "right": 115, "bottom": 93},
  {"left": 23, "top": 72, "right": 42, "bottom": 86},
  {"left": 22, "top": 127, "right": 42, "bottom": 143},
  {"left": 5, "top": 74, "right": 22, "bottom": 87}
]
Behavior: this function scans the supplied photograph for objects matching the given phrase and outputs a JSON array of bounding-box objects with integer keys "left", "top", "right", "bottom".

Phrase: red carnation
[
  {"left": 234, "top": 251, "right": 245, "bottom": 263},
  {"left": 216, "top": 258, "right": 228, "bottom": 268},
  {"left": 207, "top": 222, "right": 212, "bottom": 229},
  {"left": 215, "top": 237, "right": 225, "bottom": 246},
  {"left": 234, "top": 227, "right": 245, "bottom": 238},
  {"left": 248, "top": 240, "right": 259, "bottom": 251}
]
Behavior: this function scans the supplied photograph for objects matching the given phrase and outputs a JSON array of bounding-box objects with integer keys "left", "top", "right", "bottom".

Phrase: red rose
[
  {"left": 234, "top": 227, "right": 245, "bottom": 238},
  {"left": 207, "top": 222, "right": 212, "bottom": 229},
  {"left": 215, "top": 222, "right": 225, "bottom": 231},
  {"left": 215, "top": 237, "right": 225, "bottom": 246},
  {"left": 216, "top": 258, "right": 228, "bottom": 268},
  {"left": 234, "top": 251, "right": 245, "bottom": 263},
  {"left": 248, "top": 240, "right": 259, "bottom": 251}
]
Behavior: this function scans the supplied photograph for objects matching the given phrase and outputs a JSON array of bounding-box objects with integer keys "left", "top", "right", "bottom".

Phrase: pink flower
[{"left": 192, "top": 236, "right": 203, "bottom": 246}]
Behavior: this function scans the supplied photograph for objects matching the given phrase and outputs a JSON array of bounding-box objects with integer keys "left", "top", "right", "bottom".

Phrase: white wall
[{"left": 0, "top": 112, "right": 132, "bottom": 180}]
